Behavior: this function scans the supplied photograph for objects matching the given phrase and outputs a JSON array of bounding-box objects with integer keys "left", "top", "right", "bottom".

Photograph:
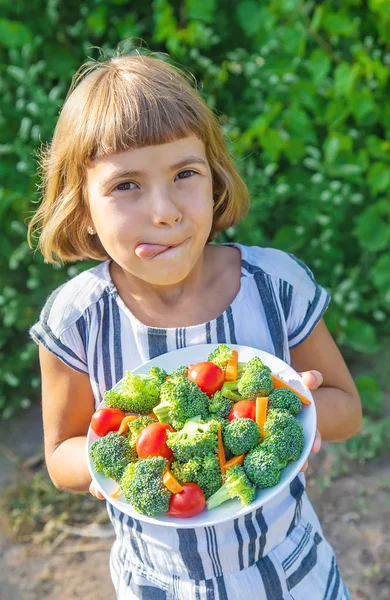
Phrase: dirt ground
[{"left": 0, "top": 405, "right": 389, "bottom": 600}]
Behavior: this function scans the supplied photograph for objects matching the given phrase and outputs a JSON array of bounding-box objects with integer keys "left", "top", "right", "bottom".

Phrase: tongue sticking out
[{"left": 135, "top": 243, "right": 170, "bottom": 258}]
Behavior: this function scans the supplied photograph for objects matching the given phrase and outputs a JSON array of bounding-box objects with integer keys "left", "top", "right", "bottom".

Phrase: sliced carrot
[
  {"left": 223, "top": 454, "right": 245, "bottom": 472},
  {"left": 147, "top": 413, "right": 157, "bottom": 419},
  {"left": 217, "top": 423, "right": 226, "bottom": 473},
  {"left": 118, "top": 415, "right": 139, "bottom": 435},
  {"left": 225, "top": 350, "right": 239, "bottom": 382},
  {"left": 255, "top": 396, "right": 268, "bottom": 437},
  {"left": 271, "top": 374, "right": 312, "bottom": 405},
  {"left": 110, "top": 484, "right": 122, "bottom": 498},
  {"left": 163, "top": 469, "right": 183, "bottom": 493}
]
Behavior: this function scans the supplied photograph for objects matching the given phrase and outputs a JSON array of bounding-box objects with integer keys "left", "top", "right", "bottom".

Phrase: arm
[
  {"left": 290, "top": 319, "right": 362, "bottom": 442},
  {"left": 39, "top": 344, "right": 96, "bottom": 493}
]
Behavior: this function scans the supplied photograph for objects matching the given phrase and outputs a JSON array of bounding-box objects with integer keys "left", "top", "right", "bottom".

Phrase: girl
[{"left": 28, "top": 52, "right": 361, "bottom": 600}]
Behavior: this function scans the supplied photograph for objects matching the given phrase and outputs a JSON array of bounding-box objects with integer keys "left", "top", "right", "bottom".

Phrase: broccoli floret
[
  {"left": 268, "top": 388, "right": 301, "bottom": 416},
  {"left": 220, "top": 381, "right": 244, "bottom": 402},
  {"left": 104, "top": 366, "right": 167, "bottom": 414},
  {"left": 154, "top": 376, "right": 210, "bottom": 430},
  {"left": 244, "top": 446, "right": 287, "bottom": 489},
  {"left": 171, "top": 453, "right": 222, "bottom": 499},
  {"left": 207, "top": 344, "right": 233, "bottom": 369},
  {"left": 166, "top": 418, "right": 219, "bottom": 461},
  {"left": 263, "top": 409, "right": 304, "bottom": 462},
  {"left": 223, "top": 418, "right": 261, "bottom": 455},
  {"left": 237, "top": 357, "right": 274, "bottom": 399},
  {"left": 120, "top": 456, "right": 171, "bottom": 516},
  {"left": 90, "top": 432, "right": 135, "bottom": 481},
  {"left": 209, "top": 390, "right": 234, "bottom": 419},
  {"left": 169, "top": 365, "right": 188, "bottom": 378},
  {"left": 128, "top": 415, "right": 156, "bottom": 445},
  {"left": 207, "top": 465, "right": 256, "bottom": 510}
]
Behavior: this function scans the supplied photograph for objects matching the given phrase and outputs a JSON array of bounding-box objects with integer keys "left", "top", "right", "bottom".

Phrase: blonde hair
[{"left": 28, "top": 51, "right": 250, "bottom": 264}]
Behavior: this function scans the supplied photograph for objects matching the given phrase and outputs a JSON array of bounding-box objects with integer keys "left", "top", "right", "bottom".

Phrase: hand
[
  {"left": 89, "top": 479, "right": 105, "bottom": 500},
  {"left": 299, "top": 370, "right": 323, "bottom": 472}
]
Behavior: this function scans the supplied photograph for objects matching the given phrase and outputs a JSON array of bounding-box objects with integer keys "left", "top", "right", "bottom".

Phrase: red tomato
[
  {"left": 136, "top": 422, "right": 174, "bottom": 460},
  {"left": 167, "top": 483, "right": 206, "bottom": 518},
  {"left": 228, "top": 400, "right": 256, "bottom": 421},
  {"left": 187, "top": 361, "right": 225, "bottom": 397},
  {"left": 91, "top": 408, "right": 126, "bottom": 437}
]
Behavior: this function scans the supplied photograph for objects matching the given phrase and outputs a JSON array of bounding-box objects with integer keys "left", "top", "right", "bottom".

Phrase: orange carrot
[
  {"left": 217, "top": 423, "right": 226, "bottom": 473},
  {"left": 118, "top": 415, "right": 139, "bottom": 435},
  {"left": 225, "top": 350, "right": 239, "bottom": 382},
  {"left": 271, "top": 374, "right": 311, "bottom": 405},
  {"left": 110, "top": 484, "right": 122, "bottom": 498},
  {"left": 255, "top": 396, "right": 268, "bottom": 437},
  {"left": 147, "top": 413, "right": 157, "bottom": 419},
  {"left": 223, "top": 454, "right": 245, "bottom": 473},
  {"left": 163, "top": 469, "right": 183, "bottom": 493}
]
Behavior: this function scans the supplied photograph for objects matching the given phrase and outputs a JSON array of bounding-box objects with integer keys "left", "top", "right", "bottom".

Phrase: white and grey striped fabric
[{"left": 30, "top": 243, "right": 350, "bottom": 600}]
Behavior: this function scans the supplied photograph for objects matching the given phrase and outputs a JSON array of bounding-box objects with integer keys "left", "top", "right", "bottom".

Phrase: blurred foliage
[{"left": 1, "top": 0, "right": 390, "bottom": 418}]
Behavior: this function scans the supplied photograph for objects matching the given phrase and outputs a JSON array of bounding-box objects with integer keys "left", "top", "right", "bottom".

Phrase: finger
[
  {"left": 89, "top": 480, "right": 105, "bottom": 500},
  {"left": 299, "top": 370, "right": 323, "bottom": 390},
  {"left": 300, "top": 460, "right": 308, "bottom": 472},
  {"left": 311, "top": 429, "right": 322, "bottom": 454}
]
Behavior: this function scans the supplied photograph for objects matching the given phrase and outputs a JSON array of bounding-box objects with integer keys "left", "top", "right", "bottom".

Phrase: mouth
[{"left": 135, "top": 239, "right": 187, "bottom": 259}]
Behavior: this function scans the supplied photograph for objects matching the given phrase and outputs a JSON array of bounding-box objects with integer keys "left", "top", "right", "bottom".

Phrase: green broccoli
[
  {"left": 220, "top": 381, "right": 244, "bottom": 402},
  {"left": 104, "top": 366, "right": 167, "bottom": 414},
  {"left": 169, "top": 365, "right": 188, "bottom": 378},
  {"left": 171, "top": 452, "right": 222, "bottom": 499},
  {"left": 206, "top": 465, "right": 256, "bottom": 510},
  {"left": 166, "top": 417, "right": 219, "bottom": 461},
  {"left": 244, "top": 446, "right": 287, "bottom": 488},
  {"left": 263, "top": 409, "right": 304, "bottom": 462},
  {"left": 237, "top": 357, "right": 274, "bottom": 399},
  {"left": 128, "top": 415, "right": 156, "bottom": 445},
  {"left": 120, "top": 456, "right": 171, "bottom": 516},
  {"left": 209, "top": 390, "right": 234, "bottom": 419},
  {"left": 153, "top": 376, "right": 210, "bottom": 430},
  {"left": 223, "top": 418, "right": 260, "bottom": 455},
  {"left": 207, "top": 344, "right": 233, "bottom": 369},
  {"left": 268, "top": 388, "right": 301, "bottom": 417},
  {"left": 90, "top": 431, "right": 135, "bottom": 481}
]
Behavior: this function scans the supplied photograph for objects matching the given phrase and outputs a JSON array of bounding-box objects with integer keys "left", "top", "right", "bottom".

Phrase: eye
[
  {"left": 115, "top": 181, "right": 138, "bottom": 191},
  {"left": 175, "top": 169, "right": 197, "bottom": 181}
]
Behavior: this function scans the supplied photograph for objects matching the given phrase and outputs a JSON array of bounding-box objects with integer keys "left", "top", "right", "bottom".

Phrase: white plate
[{"left": 86, "top": 344, "right": 316, "bottom": 528}]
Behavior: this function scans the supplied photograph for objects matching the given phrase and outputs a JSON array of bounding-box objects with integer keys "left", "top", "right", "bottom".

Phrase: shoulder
[
  {"left": 237, "top": 244, "right": 317, "bottom": 299},
  {"left": 36, "top": 260, "right": 112, "bottom": 336}
]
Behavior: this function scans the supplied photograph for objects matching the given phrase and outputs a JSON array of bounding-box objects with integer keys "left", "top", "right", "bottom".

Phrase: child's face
[{"left": 86, "top": 135, "right": 214, "bottom": 286}]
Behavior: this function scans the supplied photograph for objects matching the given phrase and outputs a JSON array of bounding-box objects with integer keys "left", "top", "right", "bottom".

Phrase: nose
[{"left": 151, "top": 190, "right": 182, "bottom": 227}]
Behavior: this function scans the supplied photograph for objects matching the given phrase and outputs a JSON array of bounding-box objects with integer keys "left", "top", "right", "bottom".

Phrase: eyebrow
[{"left": 101, "top": 155, "right": 208, "bottom": 188}]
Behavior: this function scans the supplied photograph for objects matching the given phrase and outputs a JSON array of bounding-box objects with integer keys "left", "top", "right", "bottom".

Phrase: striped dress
[{"left": 30, "top": 243, "right": 350, "bottom": 600}]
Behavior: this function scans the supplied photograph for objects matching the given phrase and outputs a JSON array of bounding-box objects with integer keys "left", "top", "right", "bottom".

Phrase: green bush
[{"left": 1, "top": 0, "right": 389, "bottom": 417}]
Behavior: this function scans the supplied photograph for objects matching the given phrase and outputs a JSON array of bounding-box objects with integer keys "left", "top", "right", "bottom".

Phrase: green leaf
[
  {"left": 367, "top": 162, "right": 390, "bottom": 194},
  {"left": 272, "top": 225, "right": 304, "bottom": 253},
  {"left": 86, "top": 6, "right": 108, "bottom": 36},
  {"left": 355, "top": 374, "right": 383, "bottom": 417},
  {"left": 283, "top": 107, "right": 317, "bottom": 144},
  {"left": 259, "top": 129, "right": 285, "bottom": 162},
  {"left": 307, "top": 49, "right": 331, "bottom": 84},
  {"left": 186, "top": 0, "right": 216, "bottom": 23},
  {"left": 322, "top": 12, "right": 356, "bottom": 36},
  {"left": 0, "top": 19, "right": 32, "bottom": 48},
  {"left": 350, "top": 89, "right": 376, "bottom": 122},
  {"left": 334, "top": 63, "right": 360, "bottom": 97},
  {"left": 353, "top": 206, "right": 390, "bottom": 252},
  {"left": 237, "top": 1, "right": 267, "bottom": 36},
  {"left": 373, "top": 254, "right": 390, "bottom": 294},
  {"left": 344, "top": 319, "right": 380, "bottom": 354}
]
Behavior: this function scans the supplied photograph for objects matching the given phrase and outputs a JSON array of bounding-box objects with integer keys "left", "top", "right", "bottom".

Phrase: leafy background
[{"left": 1, "top": 0, "right": 389, "bottom": 461}]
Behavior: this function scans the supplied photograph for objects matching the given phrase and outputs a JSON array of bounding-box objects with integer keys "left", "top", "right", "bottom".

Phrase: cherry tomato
[
  {"left": 91, "top": 408, "right": 126, "bottom": 437},
  {"left": 228, "top": 400, "right": 256, "bottom": 421},
  {"left": 167, "top": 483, "right": 206, "bottom": 518},
  {"left": 187, "top": 361, "right": 225, "bottom": 397},
  {"left": 136, "top": 422, "right": 174, "bottom": 460}
]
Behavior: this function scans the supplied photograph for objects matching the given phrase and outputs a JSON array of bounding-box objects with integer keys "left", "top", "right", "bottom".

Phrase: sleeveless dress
[{"left": 30, "top": 243, "right": 351, "bottom": 600}]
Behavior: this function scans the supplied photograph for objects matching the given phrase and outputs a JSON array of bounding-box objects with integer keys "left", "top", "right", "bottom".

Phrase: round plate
[{"left": 86, "top": 344, "right": 316, "bottom": 528}]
